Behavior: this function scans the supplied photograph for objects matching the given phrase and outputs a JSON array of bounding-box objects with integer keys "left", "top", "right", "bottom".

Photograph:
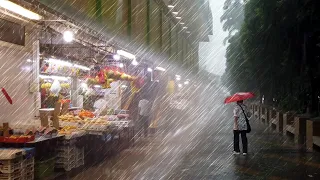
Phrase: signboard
[{"left": 0, "top": 18, "right": 25, "bottom": 46}]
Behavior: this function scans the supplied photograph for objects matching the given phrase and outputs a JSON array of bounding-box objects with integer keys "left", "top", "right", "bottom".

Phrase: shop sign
[{"left": 0, "top": 18, "right": 25, "bottom": 46}]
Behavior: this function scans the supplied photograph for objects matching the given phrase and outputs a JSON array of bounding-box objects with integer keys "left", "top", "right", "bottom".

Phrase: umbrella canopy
[{"left": 224, "top": 92, "right": 255, "bottom": 104}]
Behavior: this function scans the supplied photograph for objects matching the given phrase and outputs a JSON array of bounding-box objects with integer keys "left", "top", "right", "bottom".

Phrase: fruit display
[
  {"left": 0, "top": 135, "right": 35, "bottom": 143},
  {"left": 86, "top": 67, "right": 136, "bottom": 88},
  {"left": 80, "top": 118, "right": 112, "bottom": 132},
  {"left": 79, "top": 110, "right": 95, "bottom": 119},
  {"left": 41, "top": 83, "right": 52, "bottom": 89},
  {"left": 59, "top": 114, "right": 82, "bottom": 122},
  {"left": 58, "top": 126, "right": 78, "bottom": 135},
  {"left": 61, "top": 83, "right": 71, "bottom": 89}
]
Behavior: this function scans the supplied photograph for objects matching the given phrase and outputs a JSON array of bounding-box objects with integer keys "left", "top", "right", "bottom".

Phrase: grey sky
[{"left": 199, "top": 0, "right": 228, "bottom": 76}]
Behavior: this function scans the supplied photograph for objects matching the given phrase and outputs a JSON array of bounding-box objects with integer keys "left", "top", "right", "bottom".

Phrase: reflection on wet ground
[{"left": 57, "top": 98, "right": 320, "bottom": 180}]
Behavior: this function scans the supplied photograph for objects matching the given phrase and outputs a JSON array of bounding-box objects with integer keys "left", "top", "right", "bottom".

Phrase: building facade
[{"left": 36, "top": 0, "right": 213, "bottom": 72}]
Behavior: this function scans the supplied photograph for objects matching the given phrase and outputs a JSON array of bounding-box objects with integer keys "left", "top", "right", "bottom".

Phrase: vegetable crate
[
  {"left": 0, "top": 171, "right": 21, "bottom": 180},
  {"left": 56, "top": 145, "right": 84, "bottom": 171},
  {"left": 0, "top": 157, "right": 22, "bottom": 174}
]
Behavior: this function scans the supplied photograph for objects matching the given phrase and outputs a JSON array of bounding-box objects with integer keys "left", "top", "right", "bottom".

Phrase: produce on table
[
  {"left": 58, "top": 126, "right": 78, "bottom": 135},
  {"left": 59, "top": 114, "right": 83, "bottom": 122},
  {"left": 0, "top": 135, "right": 35, "bottom": 143},
  {"left": 79, "top": 110, "right": 95, "bottom": 118},
  {"left": 41, "top": 83, "right": 52, "bottom": 89},
  {"left": 60, "top": 83, "right": 71, "bottom": 88}
]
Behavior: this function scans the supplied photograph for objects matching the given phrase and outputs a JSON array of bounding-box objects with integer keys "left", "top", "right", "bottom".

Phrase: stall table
[{"left": 39, "top": 106, "right": 81, "bottom": 127}]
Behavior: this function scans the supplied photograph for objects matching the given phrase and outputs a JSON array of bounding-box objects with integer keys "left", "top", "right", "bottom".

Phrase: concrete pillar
[{"left": 32, "top": 40, "right": 40, "bottom": 117}]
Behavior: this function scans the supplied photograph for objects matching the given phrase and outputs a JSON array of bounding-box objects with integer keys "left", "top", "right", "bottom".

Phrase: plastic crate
[
  {"left": 0, "top": 158, "right": 22, "bottom": 174},
  {"left": 0, "top": 149, "right": 23, "bottom": 160},
  {"left": 56, "top": 155, "right": 76, "bottom": 164},
  {"left": 22, "top": 158, "right": 34, "bottom": 168},
  {"left": 56, "top": 146, "right": 76, "bottom": 153},
  {"left": 58, "top": 139, "right": 77, "bottom": 146},
  {"left": 0, "top": 171, "right": 21, "bottom": 180},
  {"left": 22, "top": 173, "right": 33, "bottom": 180},
  {"left": 55, "top": 161, "right": 76, "bottom": 171},
  {"left": 75, "top": 159, "right": 84, "bottom": 168},
  {"left": 21, "top": 148, "right": 35, "bottom": 160},
  {"left": 34, "top": 157, "right": 55, "bottom": 179}
]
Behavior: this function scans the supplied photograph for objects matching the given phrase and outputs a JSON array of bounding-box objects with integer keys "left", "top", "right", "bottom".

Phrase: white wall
[{"left": 0, "top": 16, "right": 38, "bottom": 126}]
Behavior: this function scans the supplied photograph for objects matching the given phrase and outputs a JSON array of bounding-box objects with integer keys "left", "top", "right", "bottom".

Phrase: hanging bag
[{"left": 239, "top": 105, "right": 251, "bottom": 133}]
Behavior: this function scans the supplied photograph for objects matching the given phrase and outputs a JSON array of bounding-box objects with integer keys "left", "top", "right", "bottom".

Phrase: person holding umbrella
[{"left": 225, "top": 92, "right": 254, "bottom": 156}]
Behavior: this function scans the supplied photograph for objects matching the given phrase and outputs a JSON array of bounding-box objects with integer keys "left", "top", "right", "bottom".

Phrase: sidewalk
[{"left": 63, "top": 101, "right": 320, "bottom": 180}]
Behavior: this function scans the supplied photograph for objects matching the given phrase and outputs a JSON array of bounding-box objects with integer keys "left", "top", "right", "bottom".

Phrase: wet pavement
[{"left": 59, "top": 95, "right": 320, "bottom": 180}]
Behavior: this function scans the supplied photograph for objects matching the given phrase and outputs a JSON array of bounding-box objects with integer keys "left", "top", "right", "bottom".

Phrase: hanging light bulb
[
  {"left": 132, "top": 59, "right": 138, "bottom": 66},
  {"left": 119, "top": 63, "right": 124, "bottom": 68},
  {"left": 147, "top": 68, "right": 153, "bottom": 72},
  {"left": 113, "top": 54, "right": 121, "bottom": 61},
  {"left": 63, "top": 31, "right": 74, "bottom": 42}
]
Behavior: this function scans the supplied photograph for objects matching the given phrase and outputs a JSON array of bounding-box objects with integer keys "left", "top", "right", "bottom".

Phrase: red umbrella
[{"left": 224, "top": 92, "right": 255, "bottom": 104}]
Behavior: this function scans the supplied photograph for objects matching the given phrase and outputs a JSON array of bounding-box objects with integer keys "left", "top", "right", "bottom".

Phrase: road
[{"left": 65, "top": 89, "right": 320, "bottom": 180}]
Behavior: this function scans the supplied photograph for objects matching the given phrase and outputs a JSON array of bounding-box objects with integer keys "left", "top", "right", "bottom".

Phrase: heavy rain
[{"left": 0, "top": 0, "right": 320, "bottom": 179}]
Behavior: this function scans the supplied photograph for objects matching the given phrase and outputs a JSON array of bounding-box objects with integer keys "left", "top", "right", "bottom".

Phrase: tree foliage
[{"left": 222, "top": 0, "right": 320, "bottom": 114}]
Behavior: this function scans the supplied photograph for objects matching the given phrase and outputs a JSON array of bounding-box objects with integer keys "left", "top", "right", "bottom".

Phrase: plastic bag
[{"left": 50, "top": 79, "right": 61, "bottom": 96}]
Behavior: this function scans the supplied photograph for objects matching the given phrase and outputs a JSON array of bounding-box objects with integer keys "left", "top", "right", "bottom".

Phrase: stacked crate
[
  {"left": 0, "top": 149, "right": 23, "bottom": 180},
  {"left": 56, "top": 138, "right": 85, "bottom": 171},
  {"left": 75, "top": 147, "right": 84, "bottom": 168},
  {"left": 55, "top": 146, "right": 76, "bottom": 171},
  {"left": 21, "top": 148, "right": 35, "bottom": 180}
]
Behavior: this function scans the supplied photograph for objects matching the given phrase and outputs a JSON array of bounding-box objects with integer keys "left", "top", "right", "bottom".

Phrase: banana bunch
[
  {"left": 61, "top": 83, "right": 71, "bottom": 88},
  {"left": 41, "top": 83, "right": 52, "bottom": 89}
]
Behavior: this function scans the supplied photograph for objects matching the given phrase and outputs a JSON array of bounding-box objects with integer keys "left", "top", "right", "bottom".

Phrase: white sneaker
[
  {"left": 233, "top": 151, "right": 240, "bottom": 155},
  {"left": 243, "top": 153, "right": 247, "bottom": 156}
]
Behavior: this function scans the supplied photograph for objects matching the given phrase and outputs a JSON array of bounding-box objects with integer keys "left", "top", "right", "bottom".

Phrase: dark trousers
[
  {"left": 233, "top": 130, "right": 248, "bottom": 153},
  {"left": 138, "top": 115, "right": 149, "bottom": 137}
]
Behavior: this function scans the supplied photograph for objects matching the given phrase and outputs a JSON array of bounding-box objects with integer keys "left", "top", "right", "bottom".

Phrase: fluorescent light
[
  {"left": 147, "top": 68, "right": 153, "bottom": 72},
  {"left": 176, "top": 17, "right": 182, "bottom": 19},
  {"left": 184, "top": 81, "right": 189, "bottom": 85},
  {"left": 74, "top": 64, "right": 90, "bottom": 71},
  {"left": 172, "top": 12, "right": 178, "bottom": 15},
  {"left": 180, "top": 22, "right": 185, "bottom": 25},
  {"left": 26, "top": 59, "right": 32, "bottom": 62},
  {"left": 46, "top": 58, "right": 73, "bottom": 67},
  {"left": 132, "top": 59, "right": 138, "bottom": 66},
  {"left": 63, "top": 31, "right": 74, "bottom": 42},
  {"left": 186, "top": 31, "right": 191, "bottom": 34},
  {"left": 119, "top": 63, "right": 124, "bottom": 68},
  {"left": 183, "top": 27, "right": 188, "bottom": 29},
  {"left": 155, "top": 67, "right": 166, "bottom": 71},
  {"left": 113, "top": 54, "right": 121, "bottom": 61},
  {"left": 117, "top": 50, "right": 136, "bottom": 59},
  {"left": 46, "top": 58, "right": 89, "bottom": 70},
  {"left": 176, "top": 77, "right": 181, "bottom": 81},
  {"left": 94, "top": 85, "right": 101, "bottom": 88},
  {"left": 121, "top": 85, "right": 128, "bottom": 88},
  {"left": 0, "top": 0, "right": 42, "bottom": 20},
  {"left": 175, "top": 75, "right": 181, "bottom": 77},
  {"left": 178, "top": 84, "right": 182, "bottom": 88},
  {"left": 168, "top": 5, "right": 175, "bottom": 8},
  {"left": 39, "top": 75, "right": 70, "bottom": 81}
]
